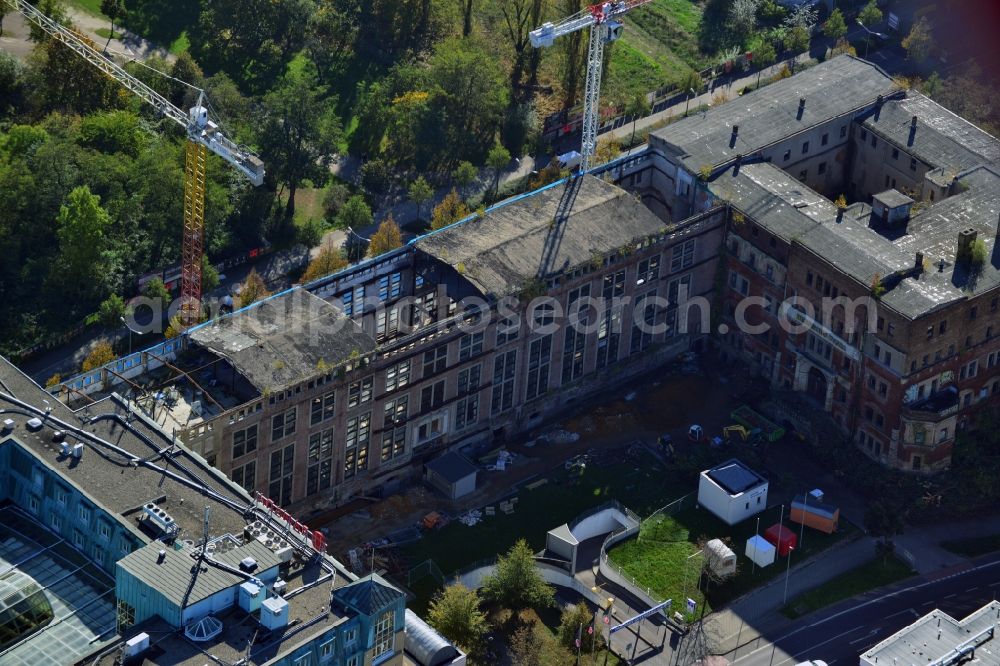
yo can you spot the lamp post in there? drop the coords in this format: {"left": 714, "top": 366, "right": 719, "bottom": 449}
{"left": 684, "top": 88, "right": 695, "bottom": 116}
{"left": 120, "top": 316, "right": 139, "bottom": 356}
{"left": 856, "top": 19, "right": 887, "bottom": 59}
{"left": 783, "top": 544, "right": 795, "bottom": 605}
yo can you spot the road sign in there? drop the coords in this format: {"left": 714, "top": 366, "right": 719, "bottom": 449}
{"left": 609, "top": 600, "right": 672, "bottom": 634}
{"left": 686, "top": 598, "right": 697, "bottom": 614}
{"left": 887, "top": 13, "right": 899, "bottom": 30}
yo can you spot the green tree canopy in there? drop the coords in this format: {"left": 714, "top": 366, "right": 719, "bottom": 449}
{"left": 452, "top": 161, "right": 478, "bottom": 188}
{"left": 558, "top": 603, "right": 601, "bottom": 653}
{"left": 480, "top": 539, "right": 556, "bottom": 611}
{"left": 823, "top": 8, "right": 847, "bottom": 40}
{"left": 55, "top": 186, "right": 112, "bottom": 296}
{"left": 486, "top": 142, "right": 510, "bottom": 198}
{"left": 336, "top": 195, "right": 373, "bottom": 231}
{"left": 258, "top": 62, "right": 342, "bottom": 222}
{"left": 427, "top": 584, "right": 487, "bottom": 656}
{"left": 408, "top": 176, "right": 433, "bottom": 219}
{"left": 858, "top": 0, "right": 882, "bottom": 27}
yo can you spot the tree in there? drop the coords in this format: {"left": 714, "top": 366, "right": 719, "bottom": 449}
{"left": 902, "top": 17, "right": 933, "bottom": 62}
{"left": 480, "top": 539, "right": 556, "bottom": 610}
{"left": 368, "top": 215, "right": 403, "bottom": 257}
{"left": 785, "top": 25, "right": 811, "bottom": 53}
{"left": 100, "top": 0, "right": 126, "bottom": 48}
{"left": 729, "top": 0, "right": 761, "bottom": 43}
{"left": 55, "top": 186, "right": 112, "bottom": 297}
{"left": 509, "top": 624, "right": 543, "bottom": 666}
{"left": 864, "top": 499, "right": 904, "bottom": 547}
{"left": 784, "top": 3, "right": 817, "bottom": 29}
{"left": 408, "top": 176, "right": 433, "bottom": 220}
{"left": 164, "top": 315, "right": 186, "bottom": 339}
{"left": 486, "top": 142, "right": 511, "bottom": 199}
{"left": 452, "top": 161, "right": 478, "bottom": 189}
{"left": 753, "top": 40, "right": 777, "bottom": 86}
{"left": 82, "top": 339, "right": 115, "bottom": 371}
{"left": 336, "top": 195, "right": 373, "bottom": 231}
{"left": 301, "top": 243, "right": 348, "bottom": 283}
{"left": 558, "top": 603, "right": 600, "bottom": 653}
{"left": 823, "top": 8, "right": 847, "bottom": 40}
{"left": 679, "top": 69, "right": 703, "bottom": 96}
{"left": 258, "top": 63, "right": 342, "bottom": 223}
{"left": 201, "top": 255, "right": 220, "bottom": 293}
{"left": 858, "top": 0, "right": 882, "bottom": 27}
{"left": 360, "top": 158, "right": 391, "bottom": 194}
{"left": 237, "top": 269, "right": 270, "bottom": 308}
{"left": 625, "top": 93, "right": 652, "bottom": 150}
{"left": 431, "top": 189, "right": 471, "bottom": 231}
{"left": 427, "top": 584, "right": 487, "bottom": 656}
{"left": 97, "top": 294, "right": 126, "bottom": 327}
{"left": 143, "top": 277, "right": 171, "bottom": 306}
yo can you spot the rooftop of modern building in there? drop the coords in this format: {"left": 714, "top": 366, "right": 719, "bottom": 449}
{"left": 92, "top": 561, "right": 357, "bottom": 666}
{"left": 187, "top": 287, "right": 376, "bottom": 394}
{"left": 1, "top": 357, "right": 252, "bottom": 540}
{"left": 860, "top": 600, "right": 1000, "bottom": 666}
{"left": 703, "top": 459, "right": 767, "bottom": 496}
{"left": 710, "top": 161, "right": 1000, "bottom": 318}
{"left": 117, "top": 539, "right": 284, "bottom": 608}
{"left": 415, "top": 175, "right": 668, "bottom": 299}
{"left": 862, "top": 91, "right": 1000, "bottom": 175}
{"left": 649, "top": 55, "right": 898, "bottom": 170}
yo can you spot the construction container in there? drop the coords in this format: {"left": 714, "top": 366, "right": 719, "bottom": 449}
{"left": 789, "top": 494, "right": 840, "bottom": 534}
{"left": 763, "top": 523, "right": 797, "bottom": 557}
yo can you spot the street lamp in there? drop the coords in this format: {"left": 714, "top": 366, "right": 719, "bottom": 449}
{"left": 684, "top": 88, "right": 695, "bottom": 116}
{"left": 120, "top": 316, "right": 139, "bottom": 356}
{"left": 856, "top": 19, "right": 887, "bottom": 60}
{"left": 782, "top": 544, "right": 795, "bottom": 605}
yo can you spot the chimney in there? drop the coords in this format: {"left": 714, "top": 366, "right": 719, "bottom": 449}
{"left": 734, "top": 153, "right": 743, "bottom": 175}
{"left": 157, "top": 549, "right": 166, "bottom": 563}
{"left": 915, "top": 251, "right": 924, "bottom": 274}
{"left": 797, "top": 97, "right": 806, "bottom": 120}
{"left": 908, "top": 115, "right": 918, "bottom": 146}
{"left": 730, "top": 125, "right": 739, "bottom": 148}
{"left": 957, "top": 228, "right": 977, "bottom": 264}
{"left": 874, "top": 94, "right": 884, "bottom": 121}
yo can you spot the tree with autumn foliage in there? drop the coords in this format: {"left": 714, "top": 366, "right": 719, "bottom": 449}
{"left": 237, "top": 269, "right": 270, "bottom": 308}
{"left": 301, "top": 243, "right": 348, "bottom": 283}
{"left": 431, "top": 188, "right": 471, "bottom": 230}
{"left": 368, "top": 215, "right": 403, "bottom": 257}
{"left": 82, "top": 339, "right": 115, "bottom": 371}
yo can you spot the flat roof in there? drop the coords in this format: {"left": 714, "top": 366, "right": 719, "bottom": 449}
{"left": 425, "top": 451, "right": 478, "bottom": 484}
{"left": 863, "top": 92, "right": 1000, "bottom": 175}
{"left": 873, "top": 189, "right": 915, "bottom": 209}
{"left": 188, "top": 288, "right": 376, "bottom": 393}
{"left": 704, "top": 459, "right": 766, "bottom": 496}
{"left": 415, "top": 175, "right": 667, "bottom": 298}
{"left": 650, "top": 55, "right": 897, "bottom": 169}
{"left": 861, "top": 601, "right": 1000, "bottom": 665}
{"left": 118, "top": 540, "right": 281, "bottom": 608}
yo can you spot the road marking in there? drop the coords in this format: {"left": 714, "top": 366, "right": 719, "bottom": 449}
{"left": 885, "top": 609, "right": 911, "bottom": 619}
{"left": 944, "top": 593, "right": 957, "bottom": 599}
{"left": 966, "top": 586, "right": 979, "bottom": 593}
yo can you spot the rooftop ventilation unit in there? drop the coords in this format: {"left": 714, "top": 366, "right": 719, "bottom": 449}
{"left": 272, "top": 579, "right": 287, "bottom": 596}
{"left": 61, "top": 441, "right": 71, "bottom": 456}
{"left": 143, "top": 503, "right": 177, "bottom": 535}
{"left": 239, "top": 557, "right": 258, "bottom": 573}
{"left": 72, "top": 443, "right": 84, "bottom": 458}
{"left": 239, "top": 581, "right": 265, "bottom": 613}
{"left": 26, "top": 418, "right": 43, "bottom": 431}
{"left": 124, "top": 633, "right": 150, "bottom": 658}
{"left": 2, "top": 419, "right": 14, "bottom": 433}
{"left": 259, "top": 597, "right": 289, "bottom": 631}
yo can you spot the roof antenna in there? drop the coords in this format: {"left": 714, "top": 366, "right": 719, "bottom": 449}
{"left": 203, "top": 505, "right": 211, "bottom": 551}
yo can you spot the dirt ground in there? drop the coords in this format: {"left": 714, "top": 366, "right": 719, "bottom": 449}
{"left": 317, "top": 358, "right": 748, "bottom": 566}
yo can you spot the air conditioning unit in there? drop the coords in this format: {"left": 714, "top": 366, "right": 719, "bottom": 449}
{"left": 2, "top": 418, "right": 14, "bottom": 433}
{"left": 272, "top": 579, "right": 287, "bottom": 596}
{"left": 259, "top": 597, "right": 289, "bottom": 630}
{"left": 72, "top": 443, "right": 84, "bottom": 458}
{"left": 61, "top": 441, "right": 71, "bottom": 456}
{"left": 143, "top": 503, "right": 175, "bottom": 534}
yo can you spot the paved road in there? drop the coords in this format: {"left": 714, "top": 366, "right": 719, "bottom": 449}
{"left": 732, "top": 554, "right": 1000, "bottom": 666}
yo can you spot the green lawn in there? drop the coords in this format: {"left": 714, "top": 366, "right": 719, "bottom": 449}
{"left": 65, "top": 0, "right": 107, "bottom": 18}
{"left": 781, "top": 556, "right": 915, "bottom": 619}
{"left": 401, "top": 451, "right": 693, "bottom": 578}
{"left": 941, "top": 534, "right": 1000, "bottom": 557}
{"left": 608, "top": 502, "right": 857, "bottom": 620}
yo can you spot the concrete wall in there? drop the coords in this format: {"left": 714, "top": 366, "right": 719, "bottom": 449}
{"left": 569, "top": 508, "right": 637, "bottom": 543}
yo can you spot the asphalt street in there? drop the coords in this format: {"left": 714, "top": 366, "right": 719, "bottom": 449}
{"left": 733, "top": 555, "right": 1000, "bottom": 666}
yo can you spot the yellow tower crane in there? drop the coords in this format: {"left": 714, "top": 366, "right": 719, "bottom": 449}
{"left": 3, "top": 0, "right": 265, "bottom": 324}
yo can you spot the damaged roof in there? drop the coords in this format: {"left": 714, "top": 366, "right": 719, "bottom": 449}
{"left": 188, "top": 288, "right": 375, "bottom": 392}
{"left": 415, "top": 175, "right": 667, "bottom": 299}
{"left": 650, "top": 55, "right": 897, "bottom": 170}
